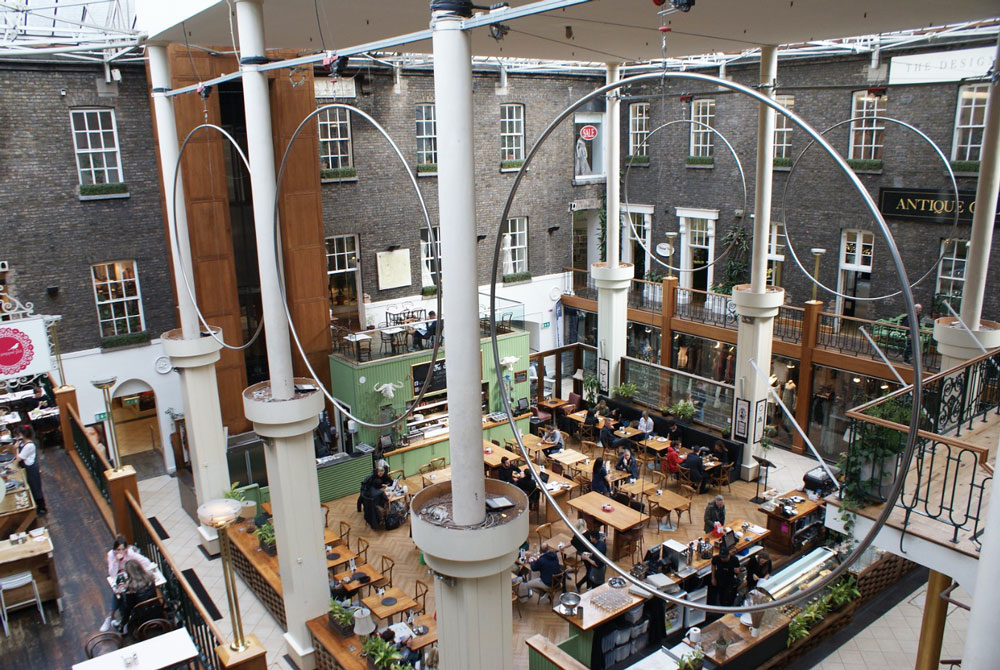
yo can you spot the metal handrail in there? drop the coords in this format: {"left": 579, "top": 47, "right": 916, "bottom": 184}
{"left": 68, "top": 405, "right": 112, "bottom": 505}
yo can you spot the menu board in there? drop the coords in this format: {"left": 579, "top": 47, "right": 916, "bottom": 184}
{"left": 412, "top": 359, "right": 448, "bottom": 397}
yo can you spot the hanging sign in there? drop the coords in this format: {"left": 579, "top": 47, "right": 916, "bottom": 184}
{"left": 0, "top": 317, "right": 51, "bottom": 383}
{"left": 579, "top": 125, "right": 598, "bottom": 141}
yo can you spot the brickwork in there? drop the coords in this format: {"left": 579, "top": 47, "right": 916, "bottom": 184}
{"left": 0, "top": 61, "right": 175, "bottom": 352}
{"left": 619, "top": 37, "right": 998, "bottom": 321}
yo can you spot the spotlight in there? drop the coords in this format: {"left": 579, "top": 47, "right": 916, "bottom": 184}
{"left": 671, "top": 0, "right": 695, "bottom": 11}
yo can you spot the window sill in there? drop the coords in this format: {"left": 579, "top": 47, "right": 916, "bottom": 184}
{"left": 79, "top": 192, "right": 131, "bottom": 202}
{"left": 852, "top": 169, "right": 883, "bottom": 176}
{"left": 417, "top": 172, "right": 438, "bottom": 178}
{"left": 502, "top": 279, "right": 532, "bottom": 287}
{"left": 623, "top": 162, "right": 650, "bottom": 168}
{"left": 572, "top": 176, "right": 606, "bottom": 186}
{"left": 947, "top": 171, "right": 978, "bottom": 179}
{"left": 773, "top": 166, "right": 792, "bottom": 173}
{"left": 321, "top": 177, "right": 359, "bottom": 184}
{"left": 685, "top": 163, "right": 714, "bottom": 170}
{"left": 500, "top": 167, "right": 527, "bottom": 174}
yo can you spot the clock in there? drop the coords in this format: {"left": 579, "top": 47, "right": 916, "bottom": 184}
{"left": 0, "top": 327, "right": 34, "bottom": 376}
{"left": 154, "top": 356, "right": 173, "bottom": 374}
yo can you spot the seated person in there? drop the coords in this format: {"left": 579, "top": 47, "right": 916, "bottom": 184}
{"left": 541, "top": 426, "right": 564, "bottom": 455}
{"left": 515, "top": 467, "right": 539, "bottom": 503}
{"left": 119, "top": 560, "right": 159, "bottom": 633}
{"left": 518, "top": 542, "right": 562, "bottom": 599}
{"left": 615, "top": 447, "right": 640, "bottom": 480}
{"left": 681, "top": 449, "right": 707, "bottom": 493}
{"left": 664, "top": 418, "right": 683, "bottom": 444}
{"left": 661, "top": 443, "right": 681, "bottom": 475}
{"left": 635, "top": 410, "right": 655, "bottom": 441}
{"left": 497, "top": 456, "right": 517, "bottom": 483}
{"left": 591, "top": 457, "right": 611, "bottom": 495}
{"left": 704, "top": 494, "right": 726, "bottom": 533}
{"left": 593, "top": 399, "right": 612, "bottom": 417}
{"left": 379, "top": 628, "right": 422, "bottom": 666}
{"left": 410, "top": 311, "right": 438, "bottom": 351}
{"left": 746, "top": 550, "right": 772, "bottom": 593}
{"left": 103, "top": 535, "right": 155, "bottom": 631}
{"left": 599, "top": 422, "right": 617, "bottom": 449}
{"left": 712, "top": 440, "right": 732, "bottom": 465}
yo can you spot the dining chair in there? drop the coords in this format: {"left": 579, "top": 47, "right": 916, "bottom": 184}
{"left": 538, "top": 570, "right": 566, "bottom": 604}
{"left": 419, "top": 463, "right": 435, "bottom": 476}
{"left": 84, "top": 631, "right": 124, "bottom": 658}
{"left": 414, "top": 579, "right": 429, "bottom": 615}
{"left": 429, "top": 457, "right": 447, "bottom": 471}
{"left": 388, "top": 469, "right": 405, "bottom": 483}
{"left": 357, "top": 338, "right": 372, "bottom": 361}
{"left": 678, "top": 485, "right": 696, "bottom": 524}
{"left": 535, "top": 522, "right": 553, "bottom": 546}
{"left": 356, "top": 536, "right": 370, "bottom": 564}
{"left": 379, "top": 555, "right": 395, "bottom": 589}
{"left": 135, "top": 618, "right": 173, "bottom": 641}
{"left": 711, "top": 467, "right": 733, "bottom": 494}
{"left": 339, "top": 521, "right": 351, "bottom": 549}
{"left": 643, "top": 492, "right": 667, "bottom": 536}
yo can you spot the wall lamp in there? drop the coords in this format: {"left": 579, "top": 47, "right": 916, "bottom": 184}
{"left": 476, "top": 234, "right": 488, "bottom": 242}
{"left": 46, "top": 286, "right": 59, "bottom": 297}
{"left": 547, "top": 226, "right": 561, "bottom": 235}
{"left": 386, "top": 244, "right": 400, "bottom": 252}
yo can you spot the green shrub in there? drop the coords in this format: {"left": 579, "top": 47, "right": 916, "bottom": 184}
{"left": 625, "top": 154, "right": 650, "bottom": 165}
{"left": 668, "top": 400, "right": 696, "bottom": 421}
{"left": 773, "top": 156, "right": 793, "bottom": 168}
{"left": 416, "top": 163, "right": 438, "bottom": 174}
{"left": 686, "top": 155, "right": 714, "bottom": 166}
{"left": 950, "top": 160, "right": 979, "bottom": 173}
{"left": 100, "top": 331, "right": 151, "bottom": 350}
{"left": 421, "top": 285, "right": 438, "bottom": 296}
{"left": 321, "top": 166, "right": 357, "bottom": 180}
{"left": 500, "top": 159, "right": 525, "bottom": 170}
{"left": 328, "top": 599, "right": 356, "bottom": 626}
{"left": 847, "top": 158, "right": 882, "bottom": 172}
{"left": 502, "top": 271, "right": 532, "bottom": 284}
{"left": 80, "top": 182, "right": 128, "bottom": 196}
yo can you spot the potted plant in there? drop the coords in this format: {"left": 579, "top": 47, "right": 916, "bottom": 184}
{"left": 677, "top": 646, "right": 704, "bottom": 670}
{"left": 668, "top": 399, "right": 696, "bottom": 423}
{"left": 255, "top": 520, "right": 276, "bottom": 556}
{"left": 713, "top": 632, "right": 731, "bottom": 658}
{"left": 328, "top": 599, "right": 357, "bottom": 637}
{"left": 583, "top": 374, "right": 600, "bottom": 406}
{"left": 844, "top": 396, "right": 911, "bottom": 501}
{"left": 612, "top": 382, "right": 638, "bottom": 401}
{"left": 361, "top": 634, "right": 401, "bottom": 670}
{"left": 827, "top": 576, "right": 860, "bottom": 609}
{"left": 223, "top": 482, "right": 257, "bottom": 519}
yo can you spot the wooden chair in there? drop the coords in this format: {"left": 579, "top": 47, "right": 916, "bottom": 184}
{"left": 535, "top": 523, "right": 553, "bottom": 547}
{"left": 388, "top": 469, "right": 405, "bottom": 483}
{"left": 85, "top": 631, "right": 124, "bottom": 658}
{"left": 414, "top": 579, "right": 429, "bottom": 615}
{"left": 642, "top": 492, "right": 668, "bottom": 535}
{"left": 379, "top": 555, "right": 395, "bottom": 589}
{"left": 538, "top": 570, "right": 566, "bottom": 604}
{"left": 429, "top": 457, "right": 447, "bottom": 471}
{"left": 578, "top": 423, "right": 597, "bottom": 444}
{"left": 320, "top": 505, "right": 330, "bottom": 530}
{"left": 339, "top": 521, "right": 351, "bottom": 550}
{"left": 711, "top": 467, "right": 733, "bottom": 494}
{"left": 123, "top": 596, "right": 164, "bottom": 635}
{"left": 651, "top": 470, "right": 668, "bottom": 490}
{"left": 356, "top": 536, "right": 370, "bottom": 564}
{"left": 419, "top": 463, "right": 435, "bottom": 476}
{"left": 512, "top": 581, "right": 522, "bottom": 619}
{"left": 356, "top": 337, "right": 372, "bottom": 361}
{"left": 557, "top": 430, "right": 571, "bottom": 447}
{"left": 678, "top": 485, "right": 696, "bottom": 524}
{"left": 573, "top": 473, "right": 592, "bottom": 498}
{"left": 677, "top": 468, "right": 694, "bottom": 490}
{"left": 134, "top": 618, "right": 172, "bottom": 641}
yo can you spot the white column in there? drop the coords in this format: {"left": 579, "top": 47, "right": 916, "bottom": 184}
{"left": 431, "top": 8, "right": 485, "bottom": 527}
{"left": 593, "top": 63, "right": 631, "bottom": 389}
{"left": 148, "top": 45, "right": 230, "bottom": 541}
{"left": 733, "top": 46, "right": 783, "bottom": 480}
{"left": 936, "top": 37, "right": 1000, "bottom": 368}
{"left": 235, "top": 3, "right": 325, "bottom": 666}
{"left": 235, "top": 0, "right": 294, "bottom": 400}
{"left": 962, "top": 429, "right": 1000, "bottom": 669}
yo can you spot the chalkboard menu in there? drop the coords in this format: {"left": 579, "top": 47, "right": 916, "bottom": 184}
{"left": 412, "top": 359, "right": 448, "bottom": 397}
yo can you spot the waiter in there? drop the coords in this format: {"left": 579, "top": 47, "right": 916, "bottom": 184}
{"left": 12, "top": 424, "right": 46, "bottom": 515}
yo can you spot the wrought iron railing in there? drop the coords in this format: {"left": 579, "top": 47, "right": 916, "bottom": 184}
{"left": 126, "top": 491, "right": 226, "bottom": 670}
{"left": 817, "top": 312, "right": 941, "bottom": 371}
{"left": 627, "top": 278, "right": 662, "bottom": 313}
{"left": 774, "top": 304, "right": 805, "bottom": 344}
{"left": 674, "top": 287, "right": 738, "bottom": 330}
{"left": 68, "top": 406, "right": 111, "bottom": 506}
{"left": 620, "top": 356, "right": 735, "bottom": 433}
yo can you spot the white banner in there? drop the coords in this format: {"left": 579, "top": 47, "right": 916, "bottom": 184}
{"left": 0, "top": 317, "right": 52, "bottom": 383}
{"left": 889, "top": 46, "right": 993, "bottom": 85}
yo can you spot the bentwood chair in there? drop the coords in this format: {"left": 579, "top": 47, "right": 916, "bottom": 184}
{"left": 379, "top": 555, "right": 395, "bottom": 589}
{"left": 84, "top": 631, "right": 124, "bottom": 658}
{"left": 538, "top": 570, "right": 566, "bottom": 604}
{"left": 134, "top": 618, "right": 173, "bottom": 641}
{"left": 429, "top": 457, "right": 447, "bottom": 471}
{"left": 339, "top": 521, "right": 352, "bottom": 549}
{"left": 678, "top": 485, "right": 696, "bottom": 524}
{"left": 710, "top": 467, "right": 733, "bottom": 494}
{"left": 414, "top": 579, "right": 429, "bottom": 615}
{"left": 535, "top": 523, "right": 553, "bottom": 547}
{"left": 356, "top": 536, "right": 370, "bottom": 564}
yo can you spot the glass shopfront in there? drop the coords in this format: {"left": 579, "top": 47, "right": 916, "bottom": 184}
{"left": 672, "top": 333, "right": 735, "bottom": 383}
{"left": 564, "top": 307, "right": 660, "bottom": 362}
{"left": 807, "top": 365, "right": 900, "bottom": 462}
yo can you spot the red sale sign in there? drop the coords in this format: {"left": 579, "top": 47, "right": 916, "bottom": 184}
{"left": 579, "top": 125, "right": 598, "bottom": 141}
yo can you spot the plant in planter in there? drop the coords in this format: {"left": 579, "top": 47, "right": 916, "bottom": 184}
{"left": 612, "top": 382, "right": 638, "bottom": 400}
{"left": 840, "top": 395, "right": 911, "bottom": 503}
{"left": 328, "top": 598, "right": 357, "bottom": 637}
{"left": 583, "top": 374, "right": 600, "bottom": 406}
{"left": 223, "top": 482, "right": 257, "bottom": 519}
{"left": 827, "top": 575, "right": 860, "bottom": 609}
{"left": 361, "top": 634, "right": 401, "bottom": 669}
{"left": 668, "top": 399, "right": 696, "bottom": 422}
{"left": 254, "top": 521, "right": 276, "bottom": 556}
{"left": 714, "top": 632, "right": 731, "bottom": 657}
{"left": 711, "top": 224, "right": 751, "bottom": 297}
{"left": 677, "top": 646, "right": 704, "bottom": 670}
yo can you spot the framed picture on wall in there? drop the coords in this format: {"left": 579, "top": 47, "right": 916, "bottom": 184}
{"left": 754, "top": 398, "right": 767, "bottom": 444}
{"left": 733, "top": 398, "right": 750, "bottom": 441}
{"left": 598, "top": 358, "right": 610, "bottom": 395}
{"left": 514, "top": 370, "right": 528, "bottom": 384}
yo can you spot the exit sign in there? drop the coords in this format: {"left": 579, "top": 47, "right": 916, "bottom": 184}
{"left": 95, "top": 412, "right": 108, "bottom": 422}
{"left": 542, "top": 322, "right": 551, "bottom": 328}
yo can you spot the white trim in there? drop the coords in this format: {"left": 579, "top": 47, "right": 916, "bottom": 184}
{"left": 674, "top": 206, "right": 719, "bottom": 220}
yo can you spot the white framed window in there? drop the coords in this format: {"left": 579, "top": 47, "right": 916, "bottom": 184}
{"left": 767, "top": 222, "right": 787, "bottom": 286}
{"left": 675, "top": 207, "right": 719, "bottom": 296}
{"left": 836, "top": 229, "right": 875, "bottom": 319}
{"left": 629, "top": 102, "right": 650, "bottom": 157}
{"left": 841, "top": 229, "right": 874, "bottom": 271}
{"left": 326, "top": 234, "right": 358, "bottom": 273}
{"left": 420, "top": 226, "right": 442, "bottom": 287}
{"left": 500, "top": 103, "right": 525, "bottom": 163}
{"left": 502, "top": 217, "right": 528, "bottom": 275}
{"left": 689, "top": 99, "right": 715, "bottom": 158}
{"left": 71, "top": 109, "right": 123, "bottom": 186}
{"left": 573, "top": 112, "right": 604, "bottom": 181}
{"left": 849, "top": 91, "right": 887, "bottom": 161}
{"left": 326, "top": 234, "right": 363, "bottom": 329}
{"left": 621, "top": 205, "right": 653, "bottom": 279}
{"left": 773, "top": 95, "right": 795, "bottom": 160}
{"left": 318, "top": 107, "right": 353, "bottom": 171}
{"left": 952, "top": 84, "right": 988, "bottom": 163}
{"left": 91, "top": 261, "right": 144, "bottom": 337}
{"left": 936, "top": 239, "right": 968, "bottom": 310}
{"left": 416, "top": 103, "right": 438, "bottom": 166}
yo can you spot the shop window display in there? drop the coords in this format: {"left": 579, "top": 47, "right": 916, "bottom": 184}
{"left": 807, "top": 365, "right": 899, "bottom": 462}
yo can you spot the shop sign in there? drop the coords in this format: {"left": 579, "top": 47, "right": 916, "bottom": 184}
{"left": 889, "top": 46, "right": 993, "bottom": 85}
{"left": 579, "top": 125, "right": 598, "bottom": 141}
{"left": 0, "top": 317, "right": 51, "bottom": 383}
{"left": 878, "top": 187, "right": 999, "bottom": 225}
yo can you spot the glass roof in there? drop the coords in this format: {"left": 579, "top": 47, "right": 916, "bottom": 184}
{"left": 0, "top": 0, "right": 142, "bottom": 61}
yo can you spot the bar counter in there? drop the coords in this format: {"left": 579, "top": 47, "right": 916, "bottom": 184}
{"left": 0, "top": 463, "right": 37, "bottom": 537}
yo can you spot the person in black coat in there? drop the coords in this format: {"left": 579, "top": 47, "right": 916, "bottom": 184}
{"left": 682, "top": 450, "right": 707, "bottom": 493}
{"left": 410, "top": 311, "right": 438, "bottom": 350}
{"left": 746, "top": 551, "right": 773, "bottom": 593}
{"left": 497, "top": 456, "right": 517, "bottom": 483}
{"left": 120, "top": 560, "right": 159, "bottom": 632}
{"left": 711, "top": 545, "right": 741, "bottom": 607}
{"left": 591, "top": 457, "right": 611, "bottom": 495}
{"left": 615, "top": 447, "right": 640, "bottom": 479}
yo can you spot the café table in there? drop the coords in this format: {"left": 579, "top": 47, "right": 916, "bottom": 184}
{"left": 638, "top": 436, "right": 676, "bottom": 456}
{"left": 27, "top": 406, "right": 59, "bottom": 421}
{"left": 567, "top": 491, "right": 648, "bottom": 561}
{"left": 0, "top": 411, "right": 22, "bottom": 427}
{"left": 72, "top": 627, "right": 198, "bottom": 670}
{"left": 538, "top": 398, "right": 569, "bottom": 424}
{"left": 324, "top": 544, "right": 358, "bottom": 572}
{"left": 617, "top": 477, "right": 657, "bottom": 499}
{"left": 332, "top": 563, "right": 384, "bottom": 596}
{"left": 648, "top": 489, "right": 691, "bottom": 531}
{"left": 382, "top": 326, "right": 407, "bottom": 353}
{"left": 572, "top": 460, "right": 630, "bottom": 486}
{"left": 0, "top": 390, "right": 33, "bottom": 405}
{"left": 0, "top": 463, "right": 37, "bottom": 537}
{"left": 344, "top": 332, "right": 372, "bottom": 359}
{"left": 421, "top": 466, "right": 451, "bottom": 488}
{"left": 406, "top": 614, "right": 438, "bottom": 651}
{"left": 613, "top": 425, "right": 643, "bottom": 441}
{"left": 548, "top": 449, "right": 588, "bottom": 470}
{"left": 482, "top": 441, "right": 523, "bottom": 470}
{"left": 362, "top": 586, "right": 419, "bottom": 624}
{"left": 519, "top": 465, "right": 578, "bottom": 523}
{"left": 518, "top": 433, "right": 549, "bottom": 463}
{"left": 565, "top": 410, "right": 615, "bottom": 431}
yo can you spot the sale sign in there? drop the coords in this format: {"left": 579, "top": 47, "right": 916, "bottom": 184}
{"left": 0, "top": 317, "right": 51, "bottom": 383}
{"left": 579, "top": 125, "right": 598, "bottom": 141}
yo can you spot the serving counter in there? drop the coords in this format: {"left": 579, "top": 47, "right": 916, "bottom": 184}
{"left": 0, "top": 527, "right": 60, "bottom": 610}
{"left": 0, "top": 464, "right": 37, "bottom": 537}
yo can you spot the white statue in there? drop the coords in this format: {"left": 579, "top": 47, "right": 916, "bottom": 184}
{"left": 373, "top": 381, "right": 403, "bottom": 399}
{"left": 575, "top": 137, "right": 591, "bottom": 175}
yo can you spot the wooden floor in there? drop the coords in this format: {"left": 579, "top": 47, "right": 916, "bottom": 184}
{"left": 323, "top": 452, "right": 787, "bottom": 669}
{"left": 2, "top": 443, "right": 116, "bottom": 669}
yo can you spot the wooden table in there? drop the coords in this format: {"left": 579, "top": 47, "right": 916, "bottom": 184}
{"left": 72, "top": 627, "right": 199, "bottom": 669}
{"left": 362, "top": 586, "right": 419, "bottom": 623}
{"left": 519, "top": 433, "right": 549, "bottom": 463}
{"left": 521, "top": 466, "right": 578, "bottom": 523}
{"left": 406, "top": 614, "right": 438, "bottom": 651}
{"left": 758, "top": 490, "right": 826, "bottom": 554}
{"left": 421, "top": 466, "right": 451, "bottom": 488}
{"left": 617, "top": 477, "right": 657, "bottom": 499}
{"left": 685, "top": 517, "right": 770, "bottom": 572}
{"left": 573, "top": 460, "right": 630, "bottom": 486}
{"left": 565, "top": 410, "right": 614, "bottom": 431}
{"left": 324, "top": 544, "right": 359, "bottom": 571}
{"left": 539, "top": 398, "right": 570, "bottom": 413}
{"left": 0, "top": 527, "right": 60, "bottom": 610}
{"left": 482, "top": 441, "right": 523, "bottom": 470}
{"left": 0, "top": 411, "right": 22, "bottom": 427}
{"left": 638, "top": 436, "right": 676, "bottom": 455}
{"left": 567, "top": 491, "right": 648, "bottom": 561}
{"left": 0, "top": 464, "right": 37, "bottom": 537}
{"left": 649, "top": 489, "right": 691, "bottom": 531}
{"left": 553, "top": 581, "right": 650, "bottom": 632}
{"left": 332, "top": 563, "right": 384, "bottom": 595}
{"left": 549, "top": 449, "right": 588, "bottom": 470}
{"left": 344, "top": 332, "right": 371, "bottom": 359}
{"left": 682, "top": 611, "right": 791, "bottom": 667}
{"left": 613, "top": 425, "right": 643, "bottom": 440}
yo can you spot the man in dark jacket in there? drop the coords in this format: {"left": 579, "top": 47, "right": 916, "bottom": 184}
{"left": 704, "top": 495, "right": 726, "bottom": 533}
{"left": 521, "top": 542, "right": 562, "bottom": 599}
{"left": 682, "top": 449, "right": 707, "bottom": 493}
{"left": 615, "top": 447, "right": 640, "bottom": 479}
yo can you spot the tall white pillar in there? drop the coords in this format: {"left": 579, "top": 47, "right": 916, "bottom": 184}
{"left": 234, "top": 3, "right": 326, "bottom": 667}
{"left": 409, "top": 8, "right": 528, "bottom": 670}
{"left": 733, "top": 46, "right": 783, "bottom": 480}
{"left": 148, "top": 45, "right": 230, "bottom": 543}
{"left": 935, "top": 36, "right": 1000, "bottom": 368}
{"left": 593, "top": 63, "right": 631, "bottom": 389}
{"left": 430, "top": 7, "right": 485, "bottom": 527}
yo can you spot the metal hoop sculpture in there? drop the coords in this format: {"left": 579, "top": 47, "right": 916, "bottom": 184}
{"left": 170, "top": 124, "right": 266, "bottom": 351}
{"left": 489, "top": 70, "right": 923, "bottom": 615}
{"left": 780, "top": 115, "right": 963, "bottom": 302}
{"left": 622, "top": 118, "right": 748, "bottom": 275}
{"left": 269, "top": 103, "right": 443, "bottom": 431}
